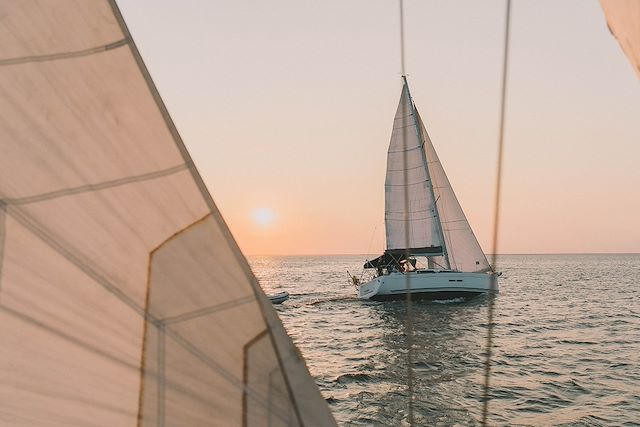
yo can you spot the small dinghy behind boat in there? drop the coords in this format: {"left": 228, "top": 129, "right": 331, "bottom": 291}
{"left": 269, "top": 291, "right": 290, "bottom": 304}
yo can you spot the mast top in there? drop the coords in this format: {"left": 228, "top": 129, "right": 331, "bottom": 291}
{"left": 401, "top": 75, "right": 414, "bottom": 109}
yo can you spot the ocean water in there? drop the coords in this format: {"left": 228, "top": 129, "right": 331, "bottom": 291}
{"left": 249, "top": 254, "right": 640, "bottom": 426}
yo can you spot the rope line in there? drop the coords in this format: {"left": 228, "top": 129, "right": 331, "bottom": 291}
{"left": 399, "top": 0, "right": 406, "bottom": 77}
{"left": 398, "top": 1, "right": 415, "bottom": 425}
{"left": 481, "top": 0, "right": 511, "bottom": 424}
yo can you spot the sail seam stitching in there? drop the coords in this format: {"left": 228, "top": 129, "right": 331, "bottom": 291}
{"left": 392, "top": 123, "right": 416, "bottom": 130}
{"left": 0, "top": 203, "right": 5, "bottom": 298}
{"left": 387, "top": 208, "right": 435, "bottom": 214}
{"left": 242, "top": 329, "right": 270, "bottom": 427}
{"left": 387, "top": 164, "right": 425, "bottom": 172}
{"left": 388, "top": 145, "right": 421, "bottom": 153}
{"left": 5, "top": 163, "right": 188, "bottom": 205}
{"left": 386, "top": 217, "right": 437, "bottom": 222}
{"left": 161, "top": 296, "right": 255, "bottom": 325}
{"left": 0, "top": 38, "right": 129, "bottom": 66}
{"left": 386, "top": 180, "right": 430, "bottom": 187}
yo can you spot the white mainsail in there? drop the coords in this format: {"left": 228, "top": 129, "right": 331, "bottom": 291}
{"left": 0, "top": 1, "right": 336, "bottom": 426}
{"left": 385, "top": 80, "right": 443, "bottom": 254}
{"left": 418, "top": 112, "right": 492, "bottom": 273}
{"left": 600, "top": 0, "right": 640, "bottom": 79}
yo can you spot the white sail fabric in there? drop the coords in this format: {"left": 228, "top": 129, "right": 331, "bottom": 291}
{"left": 601, "top": 0, "right": 640, "bottom": 79}
{"left": 417, "top": 111, "right": 491, "bottom": 273}
{"left": 0, "top": 1, "right": 336, "bottom": 426}
{"left": 385, "top": 83, "right": 443, "bottom": 253}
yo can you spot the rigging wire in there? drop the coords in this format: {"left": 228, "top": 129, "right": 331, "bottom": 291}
{"left": 398, "top": 0, "right": 415, "bottom": 425}
{"left": 399, "top": 0, "right": 406, "bottom": 77}
{"left": 481, "top": 0, "right": 511, "bottom": 424}
{"left": 397, "top": 0, "right": 510, "bottom": 423}
{"left": 360, "top": 224, "right": 381, "bottom": 281}
{"left": 364, "top": 224, "right": 380, "bottom": 259}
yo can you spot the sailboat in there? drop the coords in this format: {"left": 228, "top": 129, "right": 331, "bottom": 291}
{"left": 357, "top": 76, "right": 499, "bottom": 301}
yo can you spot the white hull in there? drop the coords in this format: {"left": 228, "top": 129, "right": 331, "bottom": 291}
{"left": 358, "top": 270, "right": 498, "bottom": 301}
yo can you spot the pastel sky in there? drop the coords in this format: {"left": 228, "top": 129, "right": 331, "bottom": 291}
{"left": 118, "top": 0, "right": 640, "bottom": 256}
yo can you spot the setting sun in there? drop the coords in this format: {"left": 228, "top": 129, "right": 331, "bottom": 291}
{"left": 252, "top": 207, "right": 276, "bottom": 228}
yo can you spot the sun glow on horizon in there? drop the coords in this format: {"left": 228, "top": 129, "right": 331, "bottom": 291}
{"left": 252, "top": 207, "right": 277, "bottom": 228}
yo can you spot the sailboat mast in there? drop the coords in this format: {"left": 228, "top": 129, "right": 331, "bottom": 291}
{"left": 401, "top": 76, "right": 451, "bottom": 269}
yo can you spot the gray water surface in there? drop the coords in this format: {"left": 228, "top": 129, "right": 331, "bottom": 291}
{"left": 250, "top": 254, "right": 640, "bottom": 426}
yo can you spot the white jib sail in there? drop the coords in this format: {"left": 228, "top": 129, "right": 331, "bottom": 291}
{"left": 0, "top": 1, "right": 336, "bottom": 426}
{"left": 600, "top": 0, "right": 640, "bottom": 79}
{"left": 385, "top": 81, "right": 443, "bottom": 253}
{"left": 417, "top": 111, "right": 492, "bottom": 273}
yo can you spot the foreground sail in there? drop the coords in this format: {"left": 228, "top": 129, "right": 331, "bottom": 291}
{"left": 0, "top": 1, "right": 335, "bottom": 426}
{"left": 358, "top": 77, "right": 498, "bottom": 301}
{"left": 600, "top": 0, "right": 640, "bottom": 79}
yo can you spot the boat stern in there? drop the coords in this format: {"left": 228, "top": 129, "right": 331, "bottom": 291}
{"left": 357, "top": 278, "right": 382, "bottom": 300}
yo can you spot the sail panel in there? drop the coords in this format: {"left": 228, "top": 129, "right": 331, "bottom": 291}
{"left": 0, "top": 46, "right": 184, "bottom": 200}
{"left": 0, "top": 1, "right": 336, "bottom": 426}
{"left": 600, "top": 0, "right": 640, "bottom": 78}
{"left": 0, "top": 1, "right": 122, "bottom": 60}
{"left": 417, "top": 111, "right": 491, "bottom": 273}
{"left": 385, "top": 84, "right": 443, "bottom": 252}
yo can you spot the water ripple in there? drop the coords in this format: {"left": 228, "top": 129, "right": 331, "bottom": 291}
{"left": 251, "top": 254, "right": 640, "bottom": 426}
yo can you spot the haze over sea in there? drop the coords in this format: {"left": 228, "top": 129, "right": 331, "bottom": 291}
{"left": 250, "top": 254, "right": 640, "bottom": 426}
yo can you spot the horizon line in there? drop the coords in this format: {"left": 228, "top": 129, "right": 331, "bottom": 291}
{"left": 245, "top": 252, "right": 640, "bottom": 257}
